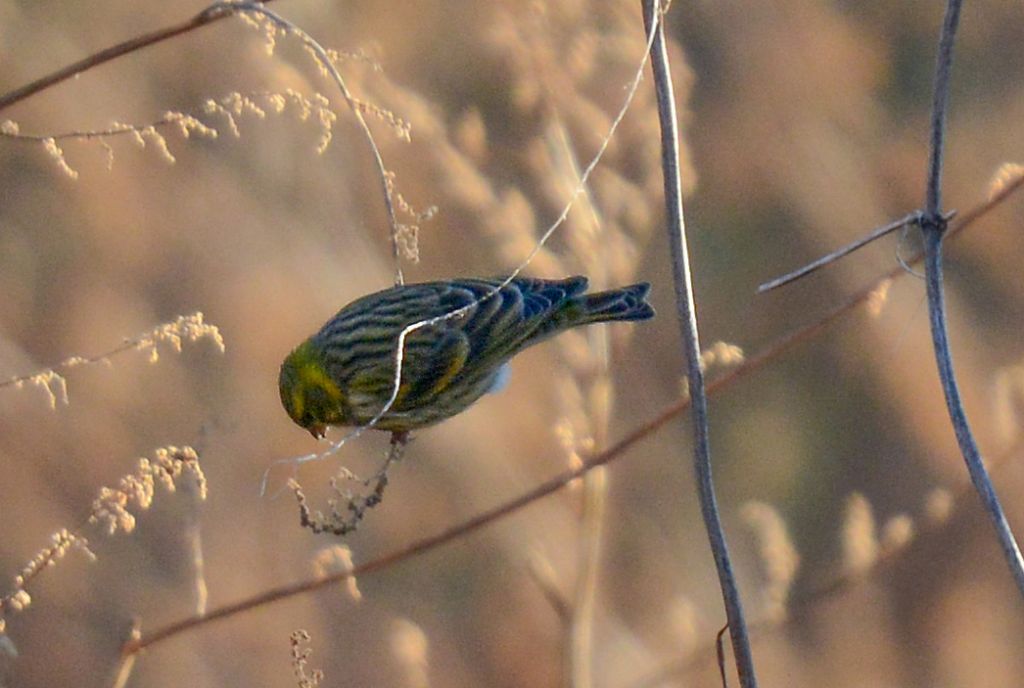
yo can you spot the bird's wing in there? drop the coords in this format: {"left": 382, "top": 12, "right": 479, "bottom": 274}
{"left": 343, "top": 278, "right": 586, "bottom": 411}
{"left": 396, "top": 280, "right": 532, "bottom": 408}
{"left": 399, "top": 328, "right": 472, "bottom": 407}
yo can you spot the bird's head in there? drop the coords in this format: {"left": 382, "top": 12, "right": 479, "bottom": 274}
{"left": 279, "top": 340, "right": 347, "bottom": 439}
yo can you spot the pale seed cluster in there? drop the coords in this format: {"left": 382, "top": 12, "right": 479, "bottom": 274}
{"left": 90, "top": 446, "right": 207, "bottom": 536}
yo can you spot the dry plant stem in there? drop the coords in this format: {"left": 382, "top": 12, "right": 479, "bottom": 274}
{"left": 919, "top": 0, "right": 1024, "bottom": 597}
{"left": 119, "top": 182, "right": 1023, "bottom": 658}
{"left": 0, "top": 312, "right": 220, "bottom": 395}
{"left": 568, "top": 468, "right": 606, "bottom": 688}
{"left": 108, "top": 620, "right": 141, "bottom": 688}
{"left": 925, "top": 0, "right": 961, "bottom": 218}
{"left": 186, "top": 486, "right": 209, "bottom": 616}
{"left": 295, "top": 432, "right": 406, "bottom": 535}
{"left": 0, "top": 2, "right": 276, "bottom": 113}
{"left": 224, "top": 2, "right": 405, "bottom": 286}
{"left": 924, "top": 231, "right": 1024, "bottom": 595}
{"left": 641, "top": 1, "right": 757, "bottom": 686}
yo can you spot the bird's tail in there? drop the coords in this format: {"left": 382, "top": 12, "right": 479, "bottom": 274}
{"left": 573, "top": 282, "right": 655, "bottom": 325}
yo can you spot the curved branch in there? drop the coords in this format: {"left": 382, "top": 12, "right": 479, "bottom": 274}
{"left": 918, "top": 0, "right": 1024, "bottom": 597}
{"left": 0, "top": 3, "right": 276, "bottom": 113}
{"left": 641, "top": 1, "right": 757, "bottom": 685}
{"left": 922, "top": 230, "right": 1024, "bottom": 595}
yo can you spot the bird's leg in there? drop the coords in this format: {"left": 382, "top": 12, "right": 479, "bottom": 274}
{"left": 364, "top": 430, "right": 409, "bottom": 485}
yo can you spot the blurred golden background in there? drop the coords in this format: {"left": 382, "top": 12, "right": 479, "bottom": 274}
{"left": 1, "top": 1, "right": 1024, "bottom": 686}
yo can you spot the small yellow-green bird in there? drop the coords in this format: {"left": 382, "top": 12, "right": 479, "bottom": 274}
{"left": 279, "top": 276, "right": 654, "bottom": 437}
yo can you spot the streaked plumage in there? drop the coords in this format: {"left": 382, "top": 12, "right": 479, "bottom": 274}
{"left": 279, "top": 276, "right": 654, "bottom": 436}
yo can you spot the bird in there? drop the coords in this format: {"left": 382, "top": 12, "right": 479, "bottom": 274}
{"left": 279, "top": 276, "right": 654, "bottom": 438}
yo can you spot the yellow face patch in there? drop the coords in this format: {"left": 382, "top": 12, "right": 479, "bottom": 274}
{"left": 294, "top": 361, "right": 343, "bottom": 415}
{"left": 280, "top": 341, "right": 345, "bottom": 429}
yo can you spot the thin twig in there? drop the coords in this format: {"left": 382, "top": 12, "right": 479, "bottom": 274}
{"left": 924, "top": 0, "right": 961, "bottom": 218}
{"left": 0, "top": 3, "right": 275, "bottom": 113}
{"left": 185, "top": 484, "right": 209, "bottom": 617}
{"left": 715, "top": 624, "right": 729, "bottom": 688}
{"left": 757, "top": 212, "right": 923, "bottom": 293}
{"left": 918, "top": 0, "right": 1024, "bottom": 598}
{"left": 759, "top": 147, "right": 1022, "bottom": 295}
{"left": 0, "top": 312, "right": 223, "bottom": 412}
{"left": 641, "top": 1, "right": 757, "bottom": 686}
{"left": 108, "top": 619, "right": 142, "bottom": 688}
{"left": 568, "top": 467, "right": 606, "bottom": 688}
{"left": 292, "top": 432, "right": 406, "bottom": 536}
{"left": 757, "top": 209, "right": 950, "bottom": 293}
{"left": 224, "top": 2, "right": 406, "bottom": 286}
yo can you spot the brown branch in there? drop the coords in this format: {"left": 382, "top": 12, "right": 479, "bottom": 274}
{"left": 0, "top": 3, "right": 276, "bottom": 113}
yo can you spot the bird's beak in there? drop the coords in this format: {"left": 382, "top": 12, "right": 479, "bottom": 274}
{"left": 309, "top": 424, "right": 327, "bottom": 440}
